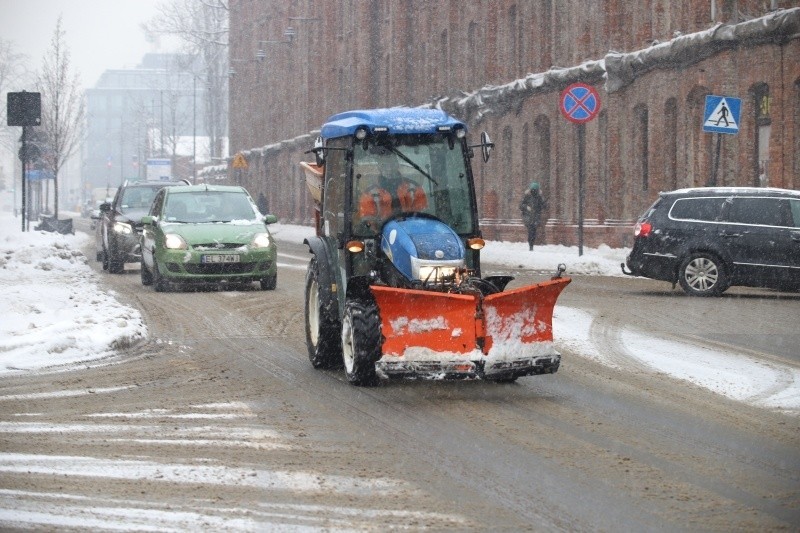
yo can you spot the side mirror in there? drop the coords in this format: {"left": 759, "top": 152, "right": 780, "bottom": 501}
{"left": 141, "top": 215, "right": 155, "bottom": 225}
{"left": 99, "top": 202, "right": 111, "bottom": 213}
{"left": 263, "top": 214, "right": 278, "bottom": 225}
{"left": 480, "top": 131, "right": 493, "bottom": 163}
{"left": 313, "top": 136, "right": 325, "bottom": 166}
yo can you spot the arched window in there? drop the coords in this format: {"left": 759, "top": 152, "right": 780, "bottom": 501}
{"left": 794, "top": 79, "right": 800, "bottom": 188}
{"left": 686, "top": 86, "right": 712, "bottom": 187}
{"left": 664, "top": 98, "right": 678, "bottom": 191}
{"left": 634, "top": 104, "right": 649, "bottom": 191}
{"left": 502, "top": 125, "right": 513, "bottom": 218}
{"left": 533, "top": 115, "right": 552, "bottom": 218}
{"left": 752, "top": 83, "right": 771, "bottom": 187}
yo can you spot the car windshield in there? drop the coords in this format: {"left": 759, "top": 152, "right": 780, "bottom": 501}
{"left": 120, "top": 186, "right": 161, "bottom": 212}
{"left": 163, "top": 191, "right": 258, "bottom": 223}
{"left": 350, "top": 134, "right": 475, "bottom": 236}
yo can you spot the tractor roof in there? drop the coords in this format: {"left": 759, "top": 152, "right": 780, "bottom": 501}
{"left": 320, "top": 107, "right": 466, "bottom": 140}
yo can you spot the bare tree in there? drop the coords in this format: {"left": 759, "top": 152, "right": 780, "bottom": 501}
{"left": 143, "top": 0, "right": 229, "bottom": 160}
{"left": 0, "top": 38, "right": 30, "bottom": 156}
{"left": 37, "top": 15, "right": 85, "bottom": 219}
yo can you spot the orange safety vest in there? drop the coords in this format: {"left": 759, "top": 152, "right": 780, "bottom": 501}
{"left": 358, "top": 187, "right": 393, "bottom": 219}
{"left": 397, "top": 181, "right": 428, "bottom": 212}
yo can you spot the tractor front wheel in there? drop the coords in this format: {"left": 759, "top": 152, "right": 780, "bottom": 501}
{"left": 341, "top": 299, "right": 381, "bottom": 387}
{"left": 304, "top": 259, "right": 342, "bottom": 369}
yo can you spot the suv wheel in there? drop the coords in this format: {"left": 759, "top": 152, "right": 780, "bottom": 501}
{"left": 678, "top": 253, "right": 729, "bottom": 297}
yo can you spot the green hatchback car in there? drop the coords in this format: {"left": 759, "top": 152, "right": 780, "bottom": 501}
{"left": 140, "top": 185, "right": 278, "bottom": 291}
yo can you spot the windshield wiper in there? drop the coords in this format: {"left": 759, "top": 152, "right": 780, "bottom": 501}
{"left": 382, "top": 144, "right": 437, "bottom": 185}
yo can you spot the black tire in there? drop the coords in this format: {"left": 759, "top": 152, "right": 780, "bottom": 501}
{"left": 678, "top": 253, "right": 729, "bottom": 296}
{"left": 101, "top": 247, "right": 109, "bottom": 271}
{"left": 260, "top": 273, "right": 277, "bottom": 290}
{"left": 487, "top": 374, "right": 518, "bottom": 383}
{"left": 108, "top": 259, "right": 124, "bottom": 274}
{"left": 140, "top": 258, "right": 153, "bottom": 286}
{"left": 95, "top": 249, "right": 103, "bottom": 262}
{"left": 153, "top": 261, "right": 169, "bottom": 292}
{"left": 341, "top": 299, "right": 381, "bottom": 387}
{"left": 304, "top": 259, "right": 342, "bottom": 369}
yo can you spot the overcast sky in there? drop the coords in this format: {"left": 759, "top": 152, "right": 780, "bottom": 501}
{"left": 1, "top": 0, "right": 177, "bottom": 90}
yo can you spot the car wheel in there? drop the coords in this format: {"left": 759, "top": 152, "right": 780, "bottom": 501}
{"left": 304, "top": 258, "right": 342, "bottom": 369}
{"left": 678, "top": 253, "right": 729, "bottom": 296}
{"left": 95, "top": 250, "right": 103, "bottom": 262}
{"left": 260, "top": 273, "right": 277, "bottom": 290}
{"left": 153, "top": 261, "right": 169, "bottom": 292}
{"left": 140, "top": 258, "right": 153, "bottom": 286}
{"left": 108, "top": 260, "right": 124, "bottom": 274}
{"left": 341, "top": 299, "right": 381, "bottom": 387}
{"left": 101, "top": 247, "right": 109, "bottom": 271}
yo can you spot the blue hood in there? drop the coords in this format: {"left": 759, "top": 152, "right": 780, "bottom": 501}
{"left": 381, "top": 217, "right": 465, "bottom": 281}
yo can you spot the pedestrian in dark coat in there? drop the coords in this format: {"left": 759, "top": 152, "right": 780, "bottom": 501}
{"left": 257, "top": 192, "right": 269, "bottom": 215}
{"left": 519, "top": 182, "right": 546, "bottom": 251}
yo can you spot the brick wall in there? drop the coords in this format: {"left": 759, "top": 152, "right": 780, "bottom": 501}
{"left": 223, "top": 1, "right": 800, "bottom": 248}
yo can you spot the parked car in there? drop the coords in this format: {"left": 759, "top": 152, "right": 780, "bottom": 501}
{"left": 94, "top": 180, "right": 189, "bottom": 273}
{"left": 139, "top": 184, "right": 278, "bottom": 291}
{"left": 622, "top": 187, "right": 800, "bottom": 296}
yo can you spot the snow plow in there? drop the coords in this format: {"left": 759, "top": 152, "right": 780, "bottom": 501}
{"left": 302, "top": 108, "right": 570, "bottom": 385}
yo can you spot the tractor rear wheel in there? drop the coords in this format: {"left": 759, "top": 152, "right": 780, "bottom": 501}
{"left": 341, "top": 299, "right": 381, "bottom": 387}
{"left": 304, "top": 259, "right": 342, "bottom": 369}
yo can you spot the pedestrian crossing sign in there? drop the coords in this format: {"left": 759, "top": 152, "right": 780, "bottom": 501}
{"left": 703, "top": 95, "right": 741, "bottom": 134}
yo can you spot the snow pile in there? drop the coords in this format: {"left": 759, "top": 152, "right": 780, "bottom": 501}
{"left": 0, "top": 215, "right": 146, "bottom": 375}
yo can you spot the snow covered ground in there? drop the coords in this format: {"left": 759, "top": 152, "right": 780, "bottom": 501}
{"left": 1, "top": 212, "right": 797, "bottom": 414}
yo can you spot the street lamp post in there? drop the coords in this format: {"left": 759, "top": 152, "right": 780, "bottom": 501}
{"left": 192, "top": 74, "right": 197, "bottom": 183}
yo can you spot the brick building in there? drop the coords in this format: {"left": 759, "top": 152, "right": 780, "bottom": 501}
{"left": 221, "top": 1, "right": 800, "bottom": 247}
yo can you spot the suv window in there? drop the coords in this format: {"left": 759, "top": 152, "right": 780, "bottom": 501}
{"left": 727, "top": 198, "right": 800, "bottom": 228}
{"left": 791, "top": 199, "right": 800, "bottom": 228}
{"left": 727, "top": 197, "right": 790, "bottom": 227}
{"left": 668, "top": 197, "right": 725, "bottom": 222}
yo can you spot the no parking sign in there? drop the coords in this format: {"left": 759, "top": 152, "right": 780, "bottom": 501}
{"left": 560, "top": 83, "right": 601, "bottom": 124}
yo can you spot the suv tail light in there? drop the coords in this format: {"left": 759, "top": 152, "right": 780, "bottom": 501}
{"left": 634, "top": 221, "right": 652, "bottom": 238}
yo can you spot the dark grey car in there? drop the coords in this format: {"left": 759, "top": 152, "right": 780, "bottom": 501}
{"left": 95, "top": 180, "right": 189, "bottom": 273}
{"left": 622, "top": 187, "right": 800, "bottom": 296}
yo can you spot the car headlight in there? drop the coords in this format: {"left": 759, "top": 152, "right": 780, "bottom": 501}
{"left": 164, "top": 233, "right": 188, "bottom": 250}
{"left": 251, "top": 232, "right": 271, "bottom": 248}
{"left": 113, "top": 221, "right": 133, "bottom": 234}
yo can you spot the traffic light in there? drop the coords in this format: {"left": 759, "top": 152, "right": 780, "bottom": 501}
{"left": 7, "top": 91, "right": 41, "bottom": 127}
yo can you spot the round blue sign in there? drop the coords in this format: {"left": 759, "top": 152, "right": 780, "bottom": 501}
{"left": 560, "top": 83, "right": 601, "bottom": 124}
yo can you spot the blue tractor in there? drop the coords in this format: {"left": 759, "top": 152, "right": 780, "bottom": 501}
{"left": 302, "top": 108, "right": 570, "bottom": 386}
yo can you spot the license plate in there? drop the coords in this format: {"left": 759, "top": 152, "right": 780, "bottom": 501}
{"left": 201, "top": 254, "right": 241, "bottom": 263}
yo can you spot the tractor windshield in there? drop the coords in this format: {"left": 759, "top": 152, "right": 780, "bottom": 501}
{"left": 351, "top": 134, "right": 475, "bottom": 236}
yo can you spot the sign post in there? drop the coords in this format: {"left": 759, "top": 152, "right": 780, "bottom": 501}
{"left": 560, "top": 83, "right": 601, "bottom": 256}
{"left": 702, "top": 95, "right": 741, "bottom": 186}
{"left": 7, "top": 91, "right": 41, "bottom": 232}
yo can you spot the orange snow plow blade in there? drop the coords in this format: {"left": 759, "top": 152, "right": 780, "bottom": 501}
{"left": 482, "top": 277, "right": 571, "bottom": 354}
{"left": 370, "top": 286, "right": 480, "bottom": 356}
{"left": 370, "top": 276, "right": 571, "bottom": 358}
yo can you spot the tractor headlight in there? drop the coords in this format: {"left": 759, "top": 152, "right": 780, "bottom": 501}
{"left": 164, "top": 233, "right": 187, "bottom": 250}
{"left": 411, "top": 258, "right": 464, "bottom": 282}
{"left": 113, "top": 221, "right": 133, "bottom": 235}
{"left": 251, "top": 232, "right": 272, "bottom": 248}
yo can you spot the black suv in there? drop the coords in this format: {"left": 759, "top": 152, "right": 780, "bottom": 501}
{"left": 622, "top": 187, "right": 800, "bottom": 296}
{"left": 95, "top": 180, "right": 189, "bottom": 273}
